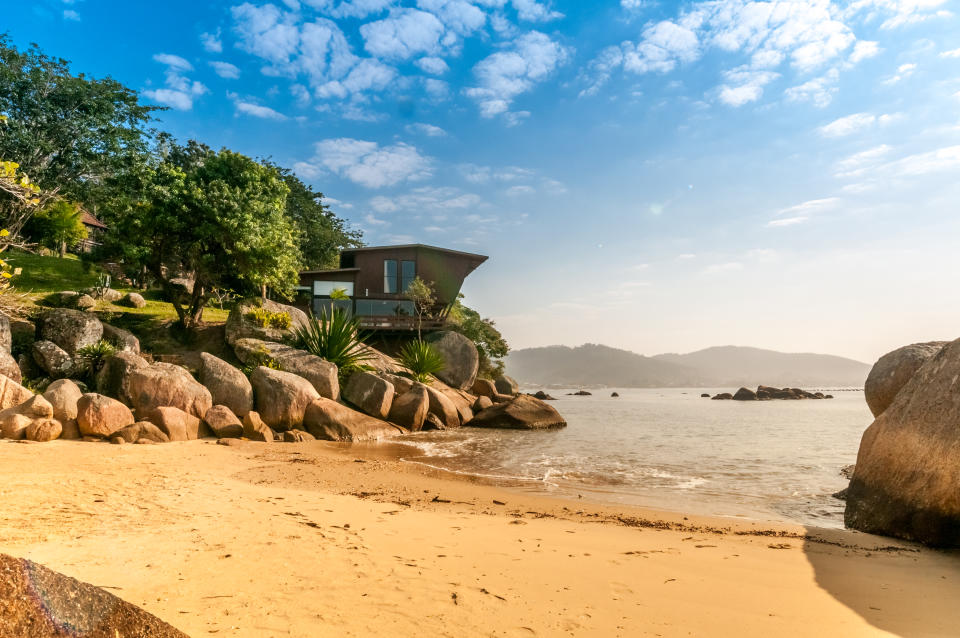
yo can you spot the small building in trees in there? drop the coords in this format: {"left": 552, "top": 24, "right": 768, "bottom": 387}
{"left": 297, "top": 244, "right": 488, "bottom": 331}
{"left": 78, "top": 210, "right": 108, "bottom": 253}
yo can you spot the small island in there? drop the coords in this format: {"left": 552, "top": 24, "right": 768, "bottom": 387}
{"left": 710, "top": 386, "right": 835, "bottom": 401}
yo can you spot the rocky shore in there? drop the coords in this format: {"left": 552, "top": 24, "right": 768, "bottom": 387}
{"left": 709, "top": 386, "right": 834, "bottom": 401}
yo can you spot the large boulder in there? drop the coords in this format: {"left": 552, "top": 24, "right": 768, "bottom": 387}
{"left": 425, "top": 331, "right": 479, "bottom": 390}
{"left": 38, "top": 308, "right": 103, "bottom": 355}
{"left": 204, "top": 405, "right": 243, "bottom": 439}
{"left": 225, "top": 298, "right": 309, "bottom": 346}
{"left": 424, "top": 384, "right": 460, "bottom": 429}
{"left": 32, "top": 340, "right": 73, "bottom": 379}
{"left": 0, "top": 553, "right": 189, "bottom": 637}
{"left": 471, "top": 378, "right": 498, "bottom": 399}
{"left": 468, "top": 394, "right": 567, "bottom": 430}
{"left": 303, "top": 397, "right": 404, "bottom": 442}
{"left": 0, "top": 376, "right": 33, "bottom": 411}
{"left": 282, "top": 429, "right": 315, "bottom": 443}
{"left": 233, "top": 339, "right": 339, "bottom": 400}
{"left": 127, "top": 363, "right": 213, "bottom": 420}
{"left": 43, "top": 379, "right": 83, "bottom": 440}
{"left": 76, "top": 393, "right": 134, "bottom": 438}
{"left": 242, "top": 411, "right": 275, "bottom": 442}
{"left": 112, "top": 421, "right": 170, "bottom": 444}
{"left": 732, "top": 387, "right": 757, "bottom": 401}
{"left": 343, "top": 371, "right": 394, "bottom": 419}
{"left": 199, "top": 353, "right": 254, "bottom": 417}
{"left": 122, "top": 292, "right": 147, "bottom": 308}
{"left": 26, "top": 418, "right": 62, "bottom": 442}
{"left": 0, "top": 350, "right": 20, "bottom": 383}
{"left": 864, "top": 342, "right": 948, "bottom": 417}
{"left": 381, "top": 372, "right": 414, "bottom": 396}
{"left": 95, "top": 352, "right": 148, "bottom": 405}
{"left": 101, "top": 323, "right": 140, "bottom": 354}
{"left": 845, "top": 338, "right": 960, "bottom": 546}
{"left": 494, "top": 374, "right": 519, "bottom": 396}
{"left": 388, "top": 384, "right": 429, "bottom": 432}
{"left": 0, "top": 395, "right": 55, "bottom": 440}
{"left": 149, "top": 406, "right": 204, "bottom": 441}
{"left": 250, "top": 366, "right": 319, "bottom": 431}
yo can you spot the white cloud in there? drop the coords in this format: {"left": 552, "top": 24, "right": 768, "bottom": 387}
{"left": 716, "top": 67, "right": 778, "bottom": 106}
{"left": 145, "top": 54, "right": 207, "bottom": 110}
{"left": 415, "top": 56, "right": 449, "bottom": 75}
{"left": 769, "top": 197, "right": 840, "bottom": 227}
{"left": 511, "top": 0, "right": 563, "bottom": 22}
{"left": 302, "top": 0, "right": 396, "bottom": 19}
{"left": 235, "top": 100, "right": 287, "bottom": 120}
{"left": 153, "top": 53, "right": 193, "bottom": 71}
{"left": 767, "top": 216, "right": 808, "bottom": 227}
{"left": 941, "top": 47, "right": 960, "bottom": 58}
{"left": 142, "top": 88, "right": 196, "bottom": 111}
{"left": 417, "top": 0, "right": 487, "bottom": 34}
{"left": 506, "top": 184, "right": 536, "bottom": 196}
{"left": 63, "top": 9, "right": 80, "bottom": 21}
{"left": 465, "top": 31, "right": 571, "bottom": 120}
{"left": 232, "top": 3, "right": 301, "bottom": 64}
{"left": 621, "top": 0, "right": 645, "bottom": 9}
{"left": 360, "top": 8, "right": 446, "bottom": 60}
{"left": 887, "top": 145, "right": 960, "bottom": 177}
{"left": 784, "top": 68, "right": 839, "bottom": 107}
{"left": 882, "top": 62, "right": 916, "bottom": 85}
{"left": 405, "top": 122, "right": 447, "bottom": 136}
{"left": 623, "top": 19, "right": 700, "bottom": 74}
{"left": 291, "top": 83, "right": 311, "bottom": 105}
{"left": 201, "top": 30, "right": 223, "bottom": 53}
{"left": 371, "top": 186, "right": 483, "bottom": 213}
{"left": 818, "top": 112, "right": 877, "bottom": 137}
{"left": 210, "top": 61, "right": 241, "bottom": 79}
{"left": 834, "top": 144, "right": 892, "bottom": 177}
{"left": 849, "top": 40, "right": 880, "bottom": 63}
{"left": 846, "top": 0, "right": 952, "bottom": 30}
{"left": 299, "top": 138, "right": 432, "bottom": 188}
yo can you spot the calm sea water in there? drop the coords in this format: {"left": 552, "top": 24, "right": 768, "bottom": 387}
{"left": 399, "top": 388, "right": 872, "bottom": 529}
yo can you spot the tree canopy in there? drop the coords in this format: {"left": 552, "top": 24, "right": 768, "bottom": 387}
{"left": 448, "top": 297, "right": 509, "bottom": 378}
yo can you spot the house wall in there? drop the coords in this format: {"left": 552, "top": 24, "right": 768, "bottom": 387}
{"left": 345, "top": 247, "right": 481, "bottom": 306}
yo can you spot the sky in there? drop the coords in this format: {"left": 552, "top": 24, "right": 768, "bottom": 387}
{"left": 6, "top": 0, "right": 960, "bottom": 363}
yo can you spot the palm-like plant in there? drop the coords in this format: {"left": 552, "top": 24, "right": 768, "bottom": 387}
{"left": 293, "top": 309, "right": 373, "bottom": 373}
{"left": 398, "top": 339, "right": 445, "bottom": 383}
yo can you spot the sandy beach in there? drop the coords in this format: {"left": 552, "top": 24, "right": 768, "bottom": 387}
{"left": 0, "top": 438, "right": 957, "bottom": 638}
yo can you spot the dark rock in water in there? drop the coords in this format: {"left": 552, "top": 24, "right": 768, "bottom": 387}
{"left": 700, "top": 393, "right": 711, "bottom": 398}
{"left": 825, "top": 395, "right": 834, "bottom": 399}
{"left": 864, "top": 341, "right": 948, "bottom": 417}
{"left": 0, "top": 553, "right": 188, "bottom": 637}
{"left": 610, "top": 392, "right": 620, "bottom": 397}
{"left": 732, "top": 387, "right": 757, "bottom": 401}
{"left": 845, "top": 338, "right": 960, "bottom": 546}
{"left": 840, "top": 464, "right": 855, "bottom": 479}
{"left": 832, "top": 488, "right": 848, "bottom": 501}
{"left": 468, "top": 394, "right": 566, "bottom": 430}
{"left": 569, "top": 390, "right": 592, "bottom": 396}
{"left": 711, "top": 393, "right": 734, "bottom": 400}
{"left": 532, "top": 390, "right": 556, "bottom": 401}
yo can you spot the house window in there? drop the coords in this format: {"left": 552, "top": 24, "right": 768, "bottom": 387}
{"left": 401, "top": 260, "right": 416, "bottom": 292}
{"left": 384, "top": 259, "right": 398, "bottom": 293}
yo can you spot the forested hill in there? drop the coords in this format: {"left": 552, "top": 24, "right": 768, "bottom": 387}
{"left": 506, "top": 344, "right": 870, "bottom": 388}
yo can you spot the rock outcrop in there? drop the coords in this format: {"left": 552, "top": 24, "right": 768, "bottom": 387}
{"left": 43, "top": 379, "right": 83, "bottom": 440}
{"left": 25, "top": 418, "right": 62, "bottom": 442}
{"left": 343, "top": 371, "right": 394, "bottom": 419}
{"left": 204, "top": 405, "right": 243, "bottom": 439}
{"left": 38, "top": 308, "right": 103, "bottom": 355}
{"left": 0, "top": 350, "right": 20, "bottom": 384}
{"left": 225, "top": 298, "right": 309, "bottom": 345}
{"left": 494, "top": 374, "right": 519, "bottom": 396}
{"left": 471, "top": 378, "right": 497, "bottom": 399}
{"left": 732, "top": 387, "right": 757, "bottom": 401}
{"left": 388, "top": 384, "right": 429, "bottom": 431}
{"left": 0, "top": 376, "right": 34, "bottom": 411}
{"left": 468, "top": 394, "right": 567, "bottom": 430}
{"left": 233, "top": 339, "right": 339, "bottom": 401}
{"left": 76, "top": 393, "right": 134, "bottom": 438}
{"left": 123, "top": 292, "right": 147, "bottom": 308}
{"left": 242, "top": 411, "right": 275, "bottom": 442}
{"left": 32, "top": 340, "right": 73, "bottom": 378}
{"left": 282, "top": 429, "right": 315, "bottom": 442}
{"left": 845, "top": 338, "right": 960, "bottom": 546}
{"left": 303, "top": 397, "right": 404, "bottom": 442}
{"left": 112, "top": 421, "right": 170, "bottom": 444}
{"left": 199, "top": 353, "right": 253, "bottom": 417}
{"left": 424, "top": 384, "right": 460, "bottom": 429}
{"left": 95, "top": 352, "right": 148, "bottom": 405}
{"left": 250, "top": 366, "right": 319, "bottom": 431}
{"left": 150, "top": 406, "right": 204, "bottom": 441}
{"left": 127, "top": 363, "right": 213, "bottom": 420}
{"left": 425, "top": 330, "right": 479, "bottom": 390}
{"left": 101, "top": 323, "right": 140, "bottom": 354}
{"left": 0, "top": 395, "right": 57, "bottom": 440}
{"left": 863, "top": 342, "right": 947, "bottom": 417}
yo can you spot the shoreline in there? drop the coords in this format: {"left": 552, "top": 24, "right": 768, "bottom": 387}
{"left": 2, "top": 438, "right": 957, "bottom": 636}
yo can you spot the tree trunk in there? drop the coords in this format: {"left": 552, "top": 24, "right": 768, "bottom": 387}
{"left": 261, "top": 284, "right": 267, "bottom": 300}
{"left": 59, "top": 241, "right": 66, "bottom": 259}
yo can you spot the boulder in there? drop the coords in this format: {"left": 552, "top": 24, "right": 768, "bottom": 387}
{"left": 0, "top": 553, "right": 189, "bottom": 638}
{"left": 864, "top": 342, "right": 948, "bottom": 417}
{"left": 0, "top": 350, "right": 21, "bottom": 383}
{"left": 845, "top": 338, "right": 960, "bottom": 546}
{"left": 701, "top": 393, "right": 711, "bottom": 398}
{"left": 425, "top": 330, "right": 479, "bottom": 390}
{"left": 492, "top": 393, "right": 514, "bottom": 403}
{"left": 17, "top": 353, "right": 39, "bottom": 382}
{"left": 76, "top": 393, "right": 134, "bottom": 438}
{"left": 101, "top": 288, "right": 123, "bottom": 302}
{"left": 38, "top": 308, "right": 103, "bottom": 355}
{"left": 127, "top": 362, "right": 213, "bottom": 420}
{"left": 422, "top": 413, "right": 445, "bottom": 431}
{"left": 95, "top": 352, "right": 148, "bottom": 405}
{"left": 471, "top": 378, "right": 498, "bottom": 399}
{"left": 343, "top": 371, "right": 394, "bottom": 419}
{"left": 456, "top": 402, "right": 474, "bottom": 425}
{"left": 0, "top": 395, "right": 55, "bottom": 440}
{"left": 199, "top": 353, "right": 254, "bottom": 417}
{"left": 303, "top": 397, "right": 404, "bottom": 442}
{"left": 204, "top": 405, "right": 243, "bottom": 439}
{"left": 75, "top": 294, "right": 96, "bottom": 311}
{"left": 380, "top": 373, "right": 415, "bottom": 396}
{"left": 112, "top": 421, "right": 170, "bottom": 444}
{"left": 101, "top": 323, "right": 140, "bottom": 354}
{"left": 732, "top": 387, "right": 758, "bottom": 401}
{"left": 571, "top": 390, "right": 592, "bottom": 396}
{"left": 250, "top": 366, "right": 319, "bottom": 431}
{"left": 424, "top": 384, "right": 460, "bottom": 429}
{"left": 26, "top": 419, "right": 62, "bottom": 442}
{"left": 241, "top": 411, "right": 275, "bottom": 442}
{"left": 388, "top": 384, "right": 429, "bottom": 432}
{"left": 225, "top": 298, "right": 309, "bottom": 346}
{"left": 32, "top": 340, "right": 73, "bottom": 379}
{"left": 0, "top": 312, "right": 10, "bottom": 354}
{"left": 468, "top": 394, "right": 567, "bottom": 430}
{"left": 123, "top": 292, "right": 147, "bottom": 308}
{"left": 150, "top": 406, "right": 204, "bottom": 441}
{"left": 712, "top": 393, "right": 734, "bottom": 400}
{"left": 233, "top": 339, "right": 339, "bottom": 401}
{"left": 48, "top": 290, "right": 79, "bottom": 308}
{"left": 533, "top": 390, "right": 555, "bottom": 401}
{"left": 494, "top": 374, "right": 519, "bottom": 396}
{"left": 611, "top": 392, "right": 620, "bottom": 398}
{"left": 0, "top": 376, "right": 33, "bottom": 412}
{"left": 473, "top": 395, "right": 493, "bottom": 412}
{"left": 43, "top": 379, "right": 83, "bottom": 440}
{"left": 282, "top": 429, "right": 315, "bottom": 443}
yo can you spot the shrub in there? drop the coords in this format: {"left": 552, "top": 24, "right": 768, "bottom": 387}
{"left": 75, "top": 339, "right": 117, "bottom": 378}
{"left": 239, "top": 345, "right": 283, "bottom": 377}
{"left": 293, "top": 309, "right": 373, "bottom": 375}
{"left": 246, "top": 308, "right": 291, "bottom": 330}
{"left": 397, "top": 339, "right": 445, "bottom": 383}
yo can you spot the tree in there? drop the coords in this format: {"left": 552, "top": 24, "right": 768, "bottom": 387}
{"left": 447, "top": 296, "right": 509, "bottom": 378}
{"left": 25, "top": 200, "right": 87, "bottom": 257}
{"left": 404, "top": 276, "right": 436, "bottom": 339}
{"left": 0, "top": 36, "right": 156, "bottom": 239}
{"left": 101, "top": 141, "right": 301, "bottom": 330}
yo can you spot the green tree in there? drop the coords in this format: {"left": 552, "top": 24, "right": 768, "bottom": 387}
{"left": 101, "top": 141, "right": 301, "bottom": 330}
{"left": 0, "top": 36, "right": 156, "bottom": 238}
{"left": 25, "top": 200, "right": 87, "bottom": 257}
{"left": 448, "top": 296, "right": 509, "bottom": 378}
{"left": 404, "top": 276, "right": 436, "bottom": 339}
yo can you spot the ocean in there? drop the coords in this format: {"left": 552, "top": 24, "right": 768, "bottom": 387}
{"left": 398, "top": 388, "right": 871, "bottom": 529}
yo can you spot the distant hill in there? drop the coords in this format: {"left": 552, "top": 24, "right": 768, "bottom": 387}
{"left": 506, "top": 344, "right": 870, "bottom": 388}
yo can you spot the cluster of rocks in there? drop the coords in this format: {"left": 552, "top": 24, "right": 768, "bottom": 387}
{"left": 710, "top": 386, "right": 834, "bottom": 401}
{"left": 46, "top": 288, "right": 145, "bottom": 311}
{"left": 845, "top": 341, "right": 960, "bottom": 546}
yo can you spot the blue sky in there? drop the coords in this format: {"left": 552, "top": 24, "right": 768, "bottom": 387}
{"left": 7, "top": 0, "right": 960, "bottom": 362}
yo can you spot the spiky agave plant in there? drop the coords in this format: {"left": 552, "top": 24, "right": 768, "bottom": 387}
{"left": 293, "top": 309, "right": 374, "bottom": 374}
{"left": 397, "top": 339, "right": 445, "bottom": 383}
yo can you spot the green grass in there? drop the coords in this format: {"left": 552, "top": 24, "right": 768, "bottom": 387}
{"left": 4, "top": 250, "right": 103, "bottom": 293}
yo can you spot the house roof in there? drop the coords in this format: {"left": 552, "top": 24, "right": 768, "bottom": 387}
{"left": 299, "top": 267, "right": 361, "bottom": 276}
{"left": 81, "top": 211, "right": 108, "bottom": 230}
{"left": 341, "top": 244, "right": 488, "bottom": 263}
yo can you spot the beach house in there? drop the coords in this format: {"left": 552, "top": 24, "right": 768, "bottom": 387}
{"left": 297, "top": 244, "right": 488, "bottom": 331}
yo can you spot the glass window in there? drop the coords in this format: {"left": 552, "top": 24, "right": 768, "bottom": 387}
{"left": 384, "top": 259, "right": 398, "bottom": 293}
{"left": 401, "top": 260, "right": 416, "bottom": 292}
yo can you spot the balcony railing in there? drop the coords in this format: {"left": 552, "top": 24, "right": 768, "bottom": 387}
{"left": 356, "top": 315, "right": 446, "bottom": 331}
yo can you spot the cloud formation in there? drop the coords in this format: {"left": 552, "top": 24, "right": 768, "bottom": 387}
{"left": 296, "top": 138, "right": 432, "bottom": 187}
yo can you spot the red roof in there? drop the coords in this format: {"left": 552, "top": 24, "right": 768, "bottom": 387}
{"left": 81, "top": 211, "right": 108, "bottom": 230}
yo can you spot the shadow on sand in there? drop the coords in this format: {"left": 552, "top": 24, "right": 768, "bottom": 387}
{"left": 803, "top": 526, "right": 960, "bottom": 636}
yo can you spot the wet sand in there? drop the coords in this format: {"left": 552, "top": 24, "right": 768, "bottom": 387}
{"left": 0, "top": 438, "right": 957, "bottom": 637}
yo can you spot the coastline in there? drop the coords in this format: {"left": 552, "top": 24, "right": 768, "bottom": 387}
{"left": 0, "top": 438, "right": 957, "bottom": 637}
